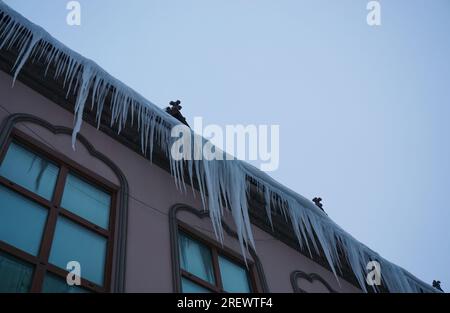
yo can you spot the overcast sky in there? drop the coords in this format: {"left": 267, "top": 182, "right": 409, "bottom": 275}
{"left": 4, "top": 0, "right": 450, "bottom": 289}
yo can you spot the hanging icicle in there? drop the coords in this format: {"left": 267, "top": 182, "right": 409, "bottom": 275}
{"left": 0, "top": 1, "right": 437, "bottom": 293}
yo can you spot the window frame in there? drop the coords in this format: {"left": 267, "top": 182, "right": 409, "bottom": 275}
{"left": 177, "top": 221, "right": 259, "bottom": 293}
{"left": 0, "top": 128, "right": 118, "bottom": 293}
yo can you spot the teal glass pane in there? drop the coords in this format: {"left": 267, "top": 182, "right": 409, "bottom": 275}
{"left": 0, "top": 142, "right": 59, "bottom": 200}
{"left": 42, "top": 273, "right": 91, "bottom": 293}
{"left": 0, "top": 251, "right": 34, "bottom": 293}
{"left": 49, "top": 217, "right": 107, "bottom": 286}
{"left": 0, "top": 185, "right": 48, "bottom": 256}
{"left": 218, "top": 256, "right": 251, "bottom": 293}
{"left": 181, "top": 278, "right": 211, "bottom": 293}
{"left": 178, "top": 233, "right": 215, "bottom": 285}
{"left": 61, "top": 174, "right": 111, "bottom": 229}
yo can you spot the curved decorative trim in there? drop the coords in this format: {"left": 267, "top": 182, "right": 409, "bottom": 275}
{"left": 290, "top": 270, "right": 337, "bottom": 293}
{"left": 169, "top": 204, "right": 270, "bottom": 293}
{"left": 0, "top": 113, "right": 129, "bottom": 292}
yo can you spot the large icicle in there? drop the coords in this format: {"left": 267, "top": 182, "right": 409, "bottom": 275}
{"left": 0, "top": 1, "right": 438, "bottom": 293}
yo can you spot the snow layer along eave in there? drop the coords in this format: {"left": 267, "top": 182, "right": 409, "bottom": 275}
{"left": 0, "top": 1, "right": 439, "bottom": 293}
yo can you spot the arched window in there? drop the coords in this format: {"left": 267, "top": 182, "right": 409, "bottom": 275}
{"left": 169, "top": 204, "right": 269, "bottom": 293}
{"left": 0, "top": 124, "right": 124, "bottom": 293}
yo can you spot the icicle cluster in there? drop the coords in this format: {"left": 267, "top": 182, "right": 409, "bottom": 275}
{"left": 0, "top": 1, "right": 437, "bottom": 293}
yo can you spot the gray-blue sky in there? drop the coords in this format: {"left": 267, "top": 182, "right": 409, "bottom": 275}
{"left": 4, "top": 0, "right": 450, "bottom": 289}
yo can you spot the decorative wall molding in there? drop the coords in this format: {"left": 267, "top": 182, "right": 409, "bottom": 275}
{"left": 290, "top": 270, "right": 337, "bottom": 293}
{"left": 169, "top": 204, "right": 270, "bottom": 293}
{"left": 0, "top": 113, "right": 129, "bottom": 292}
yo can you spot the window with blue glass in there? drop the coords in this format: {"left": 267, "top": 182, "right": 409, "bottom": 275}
{"left": 178, "top": 227, "right": 255, "bottom": 293}
{"left": 0, "top": 131, "right": 116, "bottom": 293}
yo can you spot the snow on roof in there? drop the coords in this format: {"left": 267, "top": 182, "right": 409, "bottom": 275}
{"left": 0, "top": 1, "right": 437, "bottom": 293}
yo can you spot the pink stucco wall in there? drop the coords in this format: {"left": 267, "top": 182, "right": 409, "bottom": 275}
{"left": 0, "top": 69, "right": 361, "bottom": 293}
